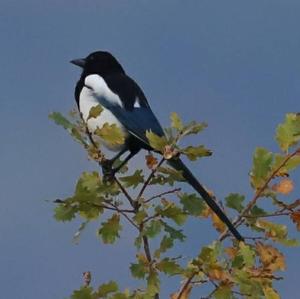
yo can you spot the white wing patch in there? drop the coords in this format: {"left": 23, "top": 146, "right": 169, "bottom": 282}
{"left": 84, "top": 74, "right": 123, "bottom": 107}
{"left": 133, "top": 97, "right": 141, "bottom": 108}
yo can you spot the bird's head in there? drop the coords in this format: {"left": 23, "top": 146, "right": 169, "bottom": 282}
{"left": 70, "top": 51, "right": 125, "bottom": 77}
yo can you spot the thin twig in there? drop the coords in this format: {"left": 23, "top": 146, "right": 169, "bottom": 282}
{"left": 191, "top": 279, "right": 209, "bottom": 285}
{"left": 175, "top": 272, "right": 196, "bottom": 299}
{"left": 200, "top": 287, "right": 218, "bottom": 299}
{"left": 145, "top": 188, "right": 181, "bottom": 203}
{"left": 92, "top": 202, "right": 135, "bottom": 213}
{"left": 142, "top": 231, "right": 160, "bottom": 299}
{"left": 243, "top": 236, "right": 268, "bottom": 241}
{"left": 142, "top": 213, "right": 160, "bottom": 224}
{"left": 108, "top": 202, "right": 139, "bottom": 229}
{"left": 136, "top": 158, "right": 165, "bottom": 202}
{"left": 114, "top": 178, "right": 135, "bottom": 208}
{"left": 142, "top": 235, "right": 152, "bottom": 262}
{"left": 243, "top": 212, "right": 291, "bottom": 218}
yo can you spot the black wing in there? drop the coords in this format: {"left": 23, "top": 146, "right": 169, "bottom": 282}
{"left": 100, "top": 74, "right": 165, "bottom": 146}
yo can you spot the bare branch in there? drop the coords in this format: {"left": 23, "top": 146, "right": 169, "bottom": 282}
{"left": 175, "top": 272, "right": 196, "bottom": 299}
{"left": 114, "top": 178, "right": 136, "bottom": 208}
{"left": 136, "top": 158, "right": 165, "bottom": 201}
{"left": 145, "top": 188, "right": 181, "bottom": 203}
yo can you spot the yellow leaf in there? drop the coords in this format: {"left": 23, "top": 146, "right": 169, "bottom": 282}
{"left": 256, "top": 242, "right": 285, "bottom": 272}
{"left": 170, "top": 112, "right": 183, "bottom": 130}
{"left": 208, "top": 265, "right": 232, "bottom": 282}
{"left": 272, "top": 178, "right": 294, "bottom": 195}
{"left": 263, "top": 286, "right": 280, "bottom": 299}
{"left": 211, "top": 212, "right": 226, "bottom": 233}
{"left": 94, "top": 123, "right": 125, "bottom": 146}
{"left": 201, "top": 206, "right": 211, "bottom": 218}
{"left": 224, "top": 247, "right": 238, "bottom": 259}
{"left": 170, "top": 284, "right": 192, "bottom": 299}
{"left": 87, "top": 104, "right": 103, "bottom": 120}
{"left": 145, "top": 154, "right": 158, "bottom": 170}
{"left": 290, "top": 210, "right": 300, "bottom": 231}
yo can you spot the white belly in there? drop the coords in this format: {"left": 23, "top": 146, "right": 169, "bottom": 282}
{"left": 79, "top": 86, "right": 128, "bottom": 151}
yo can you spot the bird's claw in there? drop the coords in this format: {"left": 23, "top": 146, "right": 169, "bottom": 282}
{"left": 102, "top": 160, "right": 116, "bottom": 183}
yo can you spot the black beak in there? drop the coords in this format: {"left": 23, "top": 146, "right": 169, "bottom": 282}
{"left": 70, "top": 58, "right": 86, "bottom": 68}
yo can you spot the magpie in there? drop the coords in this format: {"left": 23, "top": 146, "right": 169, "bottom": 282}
{"left": 70, "top": 51, "right": 243, "bottom": 241}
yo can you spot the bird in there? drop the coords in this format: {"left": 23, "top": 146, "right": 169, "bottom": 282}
{"left": 70, "top": 51, "right": 244, "bottom": 241}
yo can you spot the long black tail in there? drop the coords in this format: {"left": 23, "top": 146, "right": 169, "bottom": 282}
{"left": 168, "top": 158, "right": 244, "bottom": 241}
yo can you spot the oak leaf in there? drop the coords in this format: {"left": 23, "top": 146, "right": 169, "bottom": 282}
{"left": 272, "top": 178, "right": 294, "bottom": 195}
{"left": 290, "top": 210, "right": 300, "bottom": 231}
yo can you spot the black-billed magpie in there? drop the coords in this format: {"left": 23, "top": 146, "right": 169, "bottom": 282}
{"left": 70, "top": 51, "right": 243, "bottom": 241}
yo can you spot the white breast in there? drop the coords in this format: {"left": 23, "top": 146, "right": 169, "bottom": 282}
{"left": 79, "top": 75, "right": 128, "bottom": 152}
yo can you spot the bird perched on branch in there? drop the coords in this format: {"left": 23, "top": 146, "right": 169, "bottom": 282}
{"left": 70, "top": 51, "right": 243, "bottom": 241}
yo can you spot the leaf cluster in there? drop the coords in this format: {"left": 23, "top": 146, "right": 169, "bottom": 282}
{"left": 49, "top": 110, "right": 300, "bottom": 299}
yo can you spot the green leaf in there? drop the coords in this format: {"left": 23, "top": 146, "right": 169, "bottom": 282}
{"left": 273, "top": 154, "right": 300, "bottom": 176}
{"left": 146, "top": 130, "right": 168, "bottom": 152}
{"left": 225, "top": 193, "right": 245, "bottom": 213}
{"left": 130, "top": 254, "right": 149, "bottom": 279}
{"left": 134, "top": 234, "right": 143, "bottom": 249}
{"left": 249, "top": 205, "right": 267, "bottom": 216}
{"left": 133, "top": 210, "right": 148, "bottom": 225}
{"left": 276, "top": 113, "right": 300, "bottom": 152}
{"left": 250, "top": 147, "right": 274, "bottom": 189}
{"left": 97, "top": 281, "right": 118, "bottom": 297}
{"left": 119, "top": 170, "right": 144, "bottom": 188}
{"left": 71, "top": 287, "right": 93, "bottom": 299}
{"left": 170, "top": 112, "right": 183, "bottom": 130}
{"left": 110, "top": 293, "right": 129, "bottom": 299}
{"left": 182, "top": 121, "right": 207, "bottom": 136}
{"left": 214, "top": 286, "right": 234, "bottom": 299}
{"left": 179, "top": 193, "right": 205, "bottom": 216}
{"left": 49, "top": 112, "right": 73, "bottom": 130}
{"left": 157, "top": 202, "right": 187, "bottom": 225}
{"left": 73, "top": 221, "right": 89, "bottom": 244}
{"left": 146, "top": 269, "right": 160, "bottom": 296}
{"left": 98, "top": 214, "right": 122, "bottom": 244}
{"left": 239, "top": 243, "right": 255, "bottom": 267}
{"left": 231, "top": 255, "right": 244, "bottom": 269}
{"left": 162, "top": 222, "right": 186, "bottom": 241}
{"left": 256, "top": 219, "right": 287, "bottom": 241}
{"left": 150, "top": 166, "right": 185, "bottom": 186}
{"left": 49, "top": 112, "right": 87, "bottom": 145}
{"left": 95, "top": 123, "right": 125, "bottom": 146}
{"left": 234, "top": 270, "right": 263, "bottom": 299}
{"left": 144, "top": 220, "right": 162, "bottom": 238}
{"left": 154, "top": 236, "right": 174, "bottom": 258}
{"left": 74, "top": 172, "right": 105, "bottom": 220}
{"left": 54, "top": 203, "right": 77, "bottom": 222}
{"left": 181, "top": 145, "right": 212, "bottom": 161}
{"left": 130, "top": 263, "right": 147, "bottom": 279}
{"left": 87, "top": 105, "right": 103, "bottom": 120}
{"left": 198, "top": 245, "right": 217, "bottom": 264}
{"left": 277, "top": 238, "right": 300, "bottom": 247}
{"left": 156, "top": 258, "right": 182, "bottom": 276}
{"left": 79, "top": 171, "right": 101, "bottom": 192}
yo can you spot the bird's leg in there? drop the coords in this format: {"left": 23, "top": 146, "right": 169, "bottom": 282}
{"left": 102, "top": 148, "right": 128, "bottom": 179}
{"left": 112, "top": 150, "right": 137, "bottom": 173}
{"left": 103, "top": 150, "right": 139, "bottom": 183}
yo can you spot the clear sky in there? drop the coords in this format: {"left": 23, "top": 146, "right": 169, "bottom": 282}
{"left": 1, "top": 1, "right": 300, "bottom": 298}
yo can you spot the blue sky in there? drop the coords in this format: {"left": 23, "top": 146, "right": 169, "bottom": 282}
{"left": 1, "top": 1, "right": 300, "bottom": 298}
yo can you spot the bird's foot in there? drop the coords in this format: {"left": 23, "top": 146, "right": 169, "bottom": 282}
{"left": 101, "top": 159, "right": 116, "bottom": 183}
